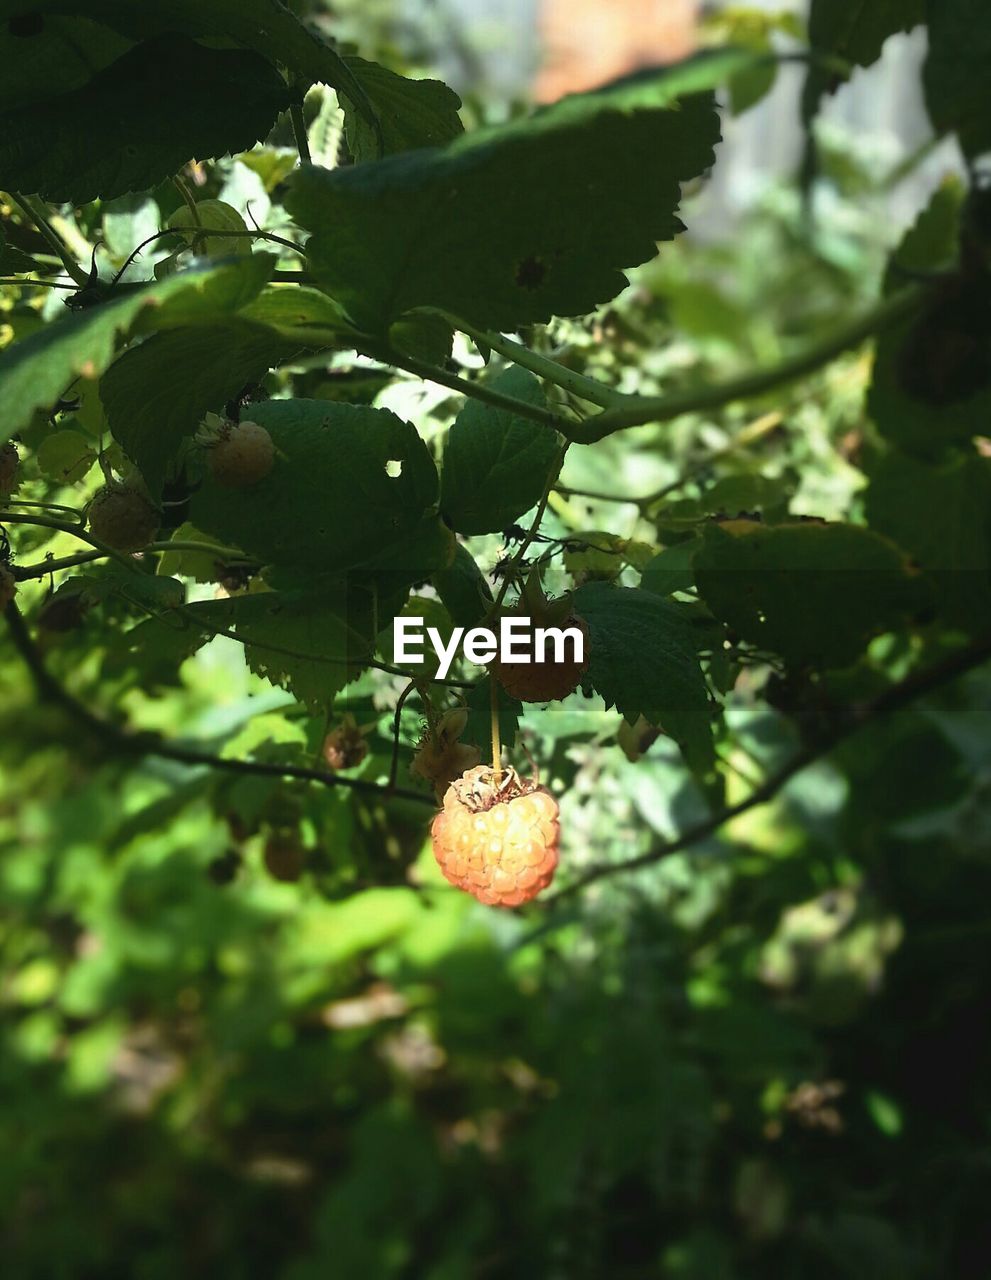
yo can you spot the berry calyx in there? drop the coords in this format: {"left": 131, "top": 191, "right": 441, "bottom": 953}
{"left": 202, "top": 419, "right": 275, "bottom": 488}
{"left": 0, "top": 441, "right": 19, "bottom": 497}
{"left": 0, "top": 563, "right": 16, "bottom": 611}
{"left": 411, "top": 706, "right": 481, "bottom": 800}
{"left": 430, "top": 764, "right": 559, "bottom": 907}
{"left": 87, "top": 482, "right": 159, "bottom": 552}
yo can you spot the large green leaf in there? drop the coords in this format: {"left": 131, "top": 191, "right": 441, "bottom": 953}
{"left": 802, "top": 0, "right": 924, "bottom": 123}
{"left": 440, "top": 368, "right": 562, "bottom": 535}
{"left": 342, "top": 56, "right": 463, "bottom": 162}
{"left": 431, "top": 544, "right": 494, "bottom": 628}
{"left": 924, "top": 0, "right": 991, "bottom": 158}
{"left": 0, "top": 255, "right": 275, "bottom": 445}
{"left": 189, "top": 398, "right": 440, "bottom": 575}
{"left": 864, "top": 449, "right": 991, "bottom": 631}
{"left": 0, "top": 36, "right": 291, "bottom": 202}
{"left": 574, "top": 581, "right": 713, "bottom": 772}
{"left": 693, "top": 522, "right": 923, "bottom": 669}
{"left": 0, "top": 227, "right": 38, "bottom": 275}
{"left": 0, "top": 0, "right": 376, "bottom": 135}
{"left": 284, "top": 51, "right": 748, "bottom": 332}
{"left": 867, "top": 179, "right": 991, "bottom": 456}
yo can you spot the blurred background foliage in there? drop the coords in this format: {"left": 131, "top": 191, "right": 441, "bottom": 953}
{"left": 2, "top": 2, "right": 991, "bottom": 1278}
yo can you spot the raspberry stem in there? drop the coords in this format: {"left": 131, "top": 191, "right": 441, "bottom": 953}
{"left": 490, "top": 672, "right": 502, "bottom": 787}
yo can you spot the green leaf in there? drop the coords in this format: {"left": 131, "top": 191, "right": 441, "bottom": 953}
{"left": 867, "top": 179, "right": 991, "bottom": 456}
{"left": 0, "top": 0, "right": 378, "bottom": 140}
{"left": 189, "top": 398, "right": 439, "bottom": 574}
{"left": 191, "top": 587, "right": 383, "bottom": 710}
{"left": 924, "top": 0, "right": 991, "bottom": 158}
{"left": 285, "top": 50, "right": 747, "bottom": 331}
{"left": 802, "top": 0, "right": 924, "bottom": 123}
{"left": 0, "top": 36, "right": 292, "bottom": 203}
{"left": 431, "top": 544, "right": 494, "bottom": 628}
{"left": 0, "top": 227, "right": 39, "bottom": 275}
{"left": 35, "top": 427, "right": 96, "bottom": 483}
{"left": 693, "top": 522, "right": 923, "bottom": 669}
{"left": 440, "top": 368, "right": 562, "bottom": 534}
{"left": 574, "top": 581, "right": 713, "bottom": 772}
{"left": 864, "top": 448, "right": 991, "bottom": 631}
{"left": 0, "top": 256, "right": 275, "bottom": 446}
{"left": 640, "top": 540, "right": 701, "bottom": 597}
{"left": 342, "top": 56, "right": 463, "bottom": 162}
{"left": 101, "top": 320, "right": 303, "bottom": 493}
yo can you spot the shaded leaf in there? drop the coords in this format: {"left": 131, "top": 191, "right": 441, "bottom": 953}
{"left": 574, "top": 581, "right": 713, "bottom": 772}
{"left": 803, "top": 0, "right": 924, "bottom": 123}
{"left": 864, "top": 448, "right": 991, "bottom": 631}
{"left": 440, "top": 368, "right": 562, "bottom": 534}
{"left": 0, "top": 37, "right": 292, "bottom": 202}
{"left": 343, "top": 56, "right": 463, "bottom": 162}
{"left": 693, "top": 522, "right": 923, "bottom": 669}
{"left": 924, "top": 0, "right": 991, "bottom": 158}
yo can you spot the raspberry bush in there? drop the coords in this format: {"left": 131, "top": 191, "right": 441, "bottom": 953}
{"left": 1, "top": 1, "right": 991, "bottom": 1275}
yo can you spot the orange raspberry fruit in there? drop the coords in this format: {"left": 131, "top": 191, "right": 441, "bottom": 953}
{"left": 431, "top": 765, "right": 559, "bottom": 907}
{"left": 494, "top": 613, "right": 589, "bottom": 704}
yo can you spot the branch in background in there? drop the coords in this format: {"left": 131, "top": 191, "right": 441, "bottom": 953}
{"left": 556, "top": 411, "right": 785, "bottom": 510}
{"left": 545, "top": 631, "right": 991, "bottom": 903}
{"left": 2, "top": 600, "right": 435, "bottom": 808}
{"left": 569, "top": 287, "right": 923, "bottom": 444}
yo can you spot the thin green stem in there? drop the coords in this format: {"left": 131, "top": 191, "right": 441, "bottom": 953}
{"left": 273, "top": 324, "right": 573, "bottom": 433}
{"left": 0, "top": 509, "right": 133, "bottom": 569}
{"left": 572, "top": 287, "right": 923, "bottom": 444}
{"left": 447, "top": 316, "right": 626, "bottom": 410}
{"left": 486, "top": 439, "right": 571, "bottom": 619}
{"left": 8, "top": 194, "right": 89, "bottom": 286}
{"left": 290, "top": 99, "right": 313, "bottom": 166}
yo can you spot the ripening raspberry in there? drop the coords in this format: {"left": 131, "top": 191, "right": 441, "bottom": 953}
{"left": 494, "top": 611, "right": 589, "bottom": 703}
{"left": 87, "top": 483, "right": 159, "bottom": 552}
{"left": 204, "top": 420, "right": 275, "bottom": 487}
{"left": 431, "top": 765, "right": 559, "bottom": 907}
